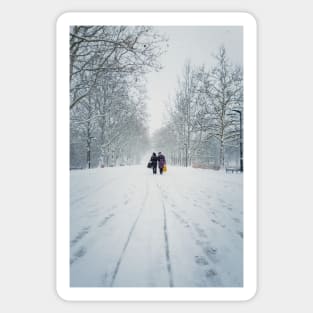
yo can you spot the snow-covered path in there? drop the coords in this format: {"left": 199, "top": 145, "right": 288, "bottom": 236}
{"left": 70, "top": 165, "right": 243, "bottom": 287}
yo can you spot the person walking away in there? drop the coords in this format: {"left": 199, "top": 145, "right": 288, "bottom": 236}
{"left": 150, "top": 152, "right": 158, "bottom": 174}
{"left": 158, "top": 152, "right": 166, "bottom": 175}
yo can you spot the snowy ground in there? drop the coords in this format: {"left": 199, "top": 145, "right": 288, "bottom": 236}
{"left": 70, "top": 165, "right": 243, "bottom": 287}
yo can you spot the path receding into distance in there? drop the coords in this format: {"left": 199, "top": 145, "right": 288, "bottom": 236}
{"left": 70, "top": 165, "right": 243, "bottom": 287}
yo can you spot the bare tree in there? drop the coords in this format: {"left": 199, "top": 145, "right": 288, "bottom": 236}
{"left": 69, "top": 26, "right": 167, "bottom": 169}
{"left": 70, "top": 26, "right": 167, "bottom": 110}
{"left": 164, "top": 46, "right": 243, "bottom": 169}
{"left": 203, "top": 46, "right": 243, "bottom": 168}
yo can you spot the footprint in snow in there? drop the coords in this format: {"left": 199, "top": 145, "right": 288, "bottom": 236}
{"left": 195, "top": 255, "right": 209, "bottom": 266}
{"left": 206, "top": 247, "right": 217, "bottom": 255}
{"left": 232, "top": 217, "right": 241, "bottom": 223}
{"left": 203, "top": 247, "right": 219, "bottom": 264}
{"left": 218, "top": 199, "right": 227, "bottom": 206}
{"left": 195, "top": 240, "right": 218, "bottom": 263}
{"left": 194, "top": 223, "right": 208, "bottom": 238}
{"left": 205, "top": 269, "right": 218, "bottom": 278}
{"left": 237, "top": 231, "right": 243, "bottom": 239}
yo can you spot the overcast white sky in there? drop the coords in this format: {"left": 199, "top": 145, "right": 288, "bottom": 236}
{"left": 145, "top": 26, "right": 243, "bottom": 135}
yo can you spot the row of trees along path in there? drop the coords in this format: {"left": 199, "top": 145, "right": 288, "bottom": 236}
{"left": 69, "top": 26, "right": 243, "bottom": 170}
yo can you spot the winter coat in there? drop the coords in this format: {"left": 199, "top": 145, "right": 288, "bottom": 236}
{"left": 150, "top": 155, "right": 158, "bottom": 167}
{"left": 158, "top": 154, "right": 166, "bottom": 168}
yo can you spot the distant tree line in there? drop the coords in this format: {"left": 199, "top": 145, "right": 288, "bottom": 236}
{"left": 153, "top": 46, "right": 243, "bottom": 170}
{"left": 69, "top": 26, "right": 167, "bottom": 169}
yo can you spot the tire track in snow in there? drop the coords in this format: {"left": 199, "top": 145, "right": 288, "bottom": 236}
{"left": 70, "top": 226, "right": 90, "bottom": 247}
{"left": 109, "top": 177, "right": 149, "bottom": 287}
{"left": 157, "top": 182, "right": 174, "bottom": 287}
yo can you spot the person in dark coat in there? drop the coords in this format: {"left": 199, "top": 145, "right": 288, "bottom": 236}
{"left": 150, "top": 152, "right": 158, "bottom": 174}
{"left": 157, "top": 152, "right": 166, "bottom": 175}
